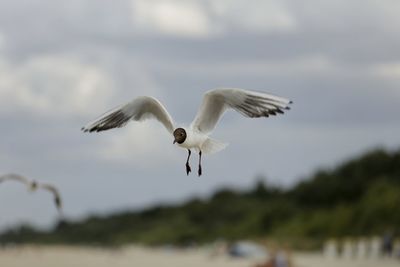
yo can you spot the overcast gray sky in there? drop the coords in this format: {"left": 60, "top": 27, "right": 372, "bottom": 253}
{"left": 0, "top": 0, "right": 400, "bottom": 231}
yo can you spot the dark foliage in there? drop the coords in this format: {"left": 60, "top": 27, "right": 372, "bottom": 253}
{"left": 1, "top": 148, "right": 399, "bottom": 248}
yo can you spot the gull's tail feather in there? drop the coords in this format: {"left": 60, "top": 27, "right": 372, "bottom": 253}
{"left": 201, "top": 138, "right": 228, "bottom": 154}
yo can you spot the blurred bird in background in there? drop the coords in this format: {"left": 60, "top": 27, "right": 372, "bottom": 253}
{"left": 0, "top": 174, "right": 62, "bottom": 213}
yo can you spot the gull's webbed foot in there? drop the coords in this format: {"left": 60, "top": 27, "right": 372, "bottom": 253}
{"left": 186, "top": 162, "right": 192, "bottom": 175}
{"left": 185, "top": 149, "right": 192, "bottom": 175}
{"left": 198, "top": 150, "right": 203, "bottom": 177}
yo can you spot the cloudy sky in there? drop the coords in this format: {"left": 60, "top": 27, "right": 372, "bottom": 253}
{"left": 0, "top": 0, "right": 400, "bottom": 231}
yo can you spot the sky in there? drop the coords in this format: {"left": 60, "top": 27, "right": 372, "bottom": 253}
{"left": 0, "top": 0, "right": 400, "bottom": 231}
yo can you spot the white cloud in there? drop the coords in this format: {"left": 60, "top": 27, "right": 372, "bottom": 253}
{"left": 288, "top": 0, "right": 400, "bottom": 33}
{"left": 0, "top": 54, "right": 115, "bottom": 117}
{"left": 372, "top": 63, "right": 400, "bottom": 99}
{"left": 131, "top": 0, "right": 214, "bottom": 37}
{"left": 210, "top": 0, "right": 296, "bottom": 33}
{"left": 368, "top": 0, "right": 400, "bottom": 31}
{"left": 96, "top": 122, "right": 180, "bottom": 167}
{"left": 129, "top": 0, "right": 296, "bottom": 38}
{"left": 154, "top": 54, "right": 336, "bottom": 77}
{"left": 373, "top": 62, "right": 400, "bottom": 78}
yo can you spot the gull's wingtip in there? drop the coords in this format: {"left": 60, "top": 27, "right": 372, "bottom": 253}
{"left": 81, "top": 126, "right": 92, "bottom": 133}
{"left": 285, "top": 100, "right": 293, "bottom": 110}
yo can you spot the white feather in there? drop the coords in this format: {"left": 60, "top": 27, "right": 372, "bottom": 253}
{"left": 191, "top": 88, "right": 292, "bottom": 134}
{"left": 82, "top": 96, "right": 175, "bottom": 134}
{"left": 201, "top": 138, "right": 228, "bottom": 154}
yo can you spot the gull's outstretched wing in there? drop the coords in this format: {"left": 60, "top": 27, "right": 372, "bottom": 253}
{"left": 191, "top": 88, "right": 292, "bottom": 134}
{"left": 82, "top": 96, "right": 175, "bottom": 134}
{"left": 39, "top": 183, "right": 62, "bottom": 212}
{"left": 0, "top": 174, "right": 32, "bottom": 187}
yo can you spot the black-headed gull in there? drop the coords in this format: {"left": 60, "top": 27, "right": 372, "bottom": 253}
{"left": 82, "top": 88, "right": 292, "bottom": 176}
{"left": 0, "top": 173, "right": 62, "bottom": 212}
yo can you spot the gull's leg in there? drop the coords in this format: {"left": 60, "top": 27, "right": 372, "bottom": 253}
{"left": 186, "top": 149, "right": 192, "bottom": 175}
{"left": 198, "top": 150, "right": 203, "bottom": 177}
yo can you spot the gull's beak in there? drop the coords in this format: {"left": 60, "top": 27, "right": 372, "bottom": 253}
{"left": 173, "top": 139, "right": 176, "bottom": 144}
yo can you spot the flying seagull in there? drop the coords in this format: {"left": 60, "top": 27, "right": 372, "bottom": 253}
{"left": 0, "top": 173, "right": 38, "bottom": 191}
{"left": 38, "top": 183, "right": 62, "bottom": 212}
{"left": 0, "top": 174, "right": 62, "bottom": 212}
{"left": 82, "top": 88, "right": 292, "bottom": 176}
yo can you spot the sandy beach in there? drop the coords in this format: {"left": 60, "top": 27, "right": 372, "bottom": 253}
{"left": 0, "top": 246, "right": 398, "bottom": 267}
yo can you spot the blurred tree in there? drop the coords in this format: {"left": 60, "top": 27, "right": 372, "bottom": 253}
{"left": 1, "top": 148, "right": 399, "bottom": 249}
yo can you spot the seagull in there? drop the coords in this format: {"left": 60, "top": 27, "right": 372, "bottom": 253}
{"left": 82, "top": 88, "right": 292, "bottom": 176}
{"left": 38, "top": 183, "right": 62, "bottom": 212}
{"left": 0, "top": 173, "right": 37, "bottom": 191}
{"left": 0, "top": 174, "right": 63, "bottom": 212}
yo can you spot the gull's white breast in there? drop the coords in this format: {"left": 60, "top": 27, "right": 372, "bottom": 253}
{"left": 177, "top": 128, "right": 208, "bottom": 151}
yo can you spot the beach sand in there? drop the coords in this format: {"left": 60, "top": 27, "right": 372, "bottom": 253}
{"left": 0, "top": 246, "right": 398, "bottom": 267}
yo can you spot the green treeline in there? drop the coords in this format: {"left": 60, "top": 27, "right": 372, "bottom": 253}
{"left": 1, "top": 148, "right": 399, "bottom": 248}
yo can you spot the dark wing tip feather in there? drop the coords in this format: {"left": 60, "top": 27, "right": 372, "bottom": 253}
{"left": 82, "top": 110, "right": 131, "bottom": 133}
{"left": 55, "top": 197, "right": 62, "bottom": 210}
{"left": 241, "top": 93, "right": 293, "bottom": 119}
{"left": 81, "top": 126, "right": 97, "bottom": 133}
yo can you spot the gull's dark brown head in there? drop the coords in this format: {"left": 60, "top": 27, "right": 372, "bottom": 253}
{"left": 173, "top": 128, "right": 187, "bottom": 144}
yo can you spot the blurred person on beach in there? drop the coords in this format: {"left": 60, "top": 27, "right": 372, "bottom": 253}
{"left": 209, "top": 240, "right": 228, "bottom": 258}
{"left": 394, "top": 239, "right": 400, "bottom": 259}
{"left": 382, "top": 232, "right": 394, "bottom": 257}
{"left": 255, "top": 246, "right": 292, "bottom": 267}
